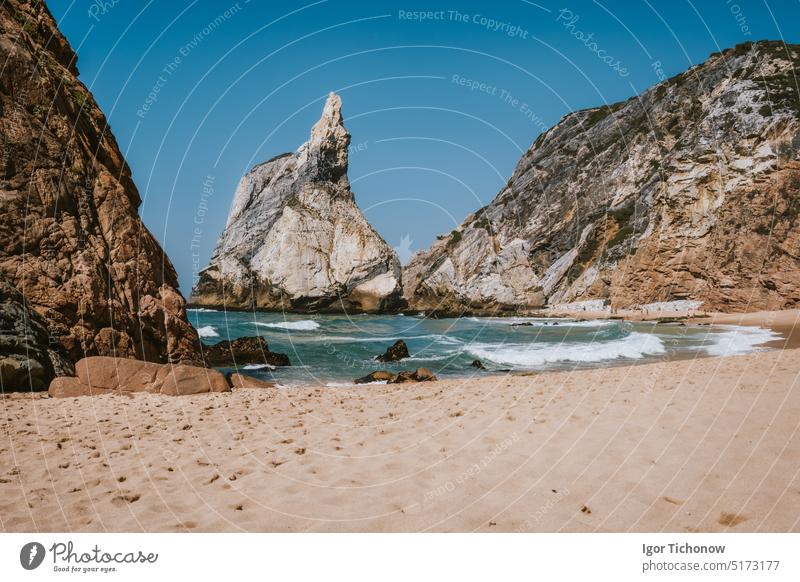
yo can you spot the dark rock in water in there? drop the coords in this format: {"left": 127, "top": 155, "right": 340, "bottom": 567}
{"left": 375, "top": 340, "right": 410, "bottom": 362}
{"left": 471, "top": 359, "right": 486, "bottom": 370}
{"left": 355, "top": 367, "right": 438, "bottom": 384}
{"left": 0, "top": 275, "right": 73, "bottom": 390}
{"left": 389, "top": 367, "right": 438, "bottom": 384}
{"left": 0, "top": 1, "right": 202, "bottom": 365}
{"left": 202, "top": 337, "right": 290, "bottom": 367}
{"left": 510, "top": 322, "right": 534, "bottom": 327}
{"left": 354, "top": 370, "right": 396, "bottom": 384}
{"left": 48, "top": 356, "right": 229, "bottom": 397}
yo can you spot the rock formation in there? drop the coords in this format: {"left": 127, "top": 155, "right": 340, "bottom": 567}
{"left": 48, "top": 356, "right": 230, "bottom": 397}
{"left": 375, "top": 339, "right": 409, "bottom": 362}
{"left": 354, "top": 367, "right": 437, "bottom": 384}
{"left": 0, "top": 273, "right": 73, "bottom": 390}
{"left": 0, "top": 0, "right": 201, "bottom": 364}
{"left": 227, "top": 372, "right": 276, "bottom": 390}
{"left": 404, "top": 41, "right": 800, "bottom": 313}
{"left": 201, "top": 336, "right": 290, "bottom": 367}
{"left": 190, "top": 93, "right": 403, "bottom": 312}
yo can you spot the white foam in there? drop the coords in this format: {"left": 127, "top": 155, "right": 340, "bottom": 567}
{"left": 467, "top": 332, "right": 665, "bottom": 367}
{"left": 468, "top": 316, "right": 613, "bottom": 328}
{"left": 314, "top": 333, "right": 453, "bottom": 344}
{"left": 251, "top": 320, "right": 320, "bottom": 331}
{"left": 562, "top": 319, "right": 616, "bottom": 328}
{"left": 403, "top": 353, "right": 454, "bottom": 362}
{"left": 188, "top": 308, "right": 220, "bottom": 313}
{"left": 197, "top": 325, "right": 219, "bottom": 338}
{"left": 703, "top": 325, "right": 781, "bottom": 356}
{"left": 242, "top": 363, "right": 275, "bottom": 370}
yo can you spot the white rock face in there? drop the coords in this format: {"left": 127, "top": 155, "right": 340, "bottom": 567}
{"left": 191, "top": 93, "right": 402, "bottom": 312}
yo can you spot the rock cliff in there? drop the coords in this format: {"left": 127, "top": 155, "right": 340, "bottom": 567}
{"left": 0, "top": 0, "right": 201, "bottom": 364}
{"left": 190, "top": 93, "right": 402, "bottom": 312}
{"left": 1, "top": 273, "right": 73, "bottom": 390}
{"left": 404, "top": 41, "right": 800, "bottom": 314}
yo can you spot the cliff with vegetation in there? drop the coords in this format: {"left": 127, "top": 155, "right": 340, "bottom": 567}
{"left": 404, "top": 41, "right": 800, "bottom": 314}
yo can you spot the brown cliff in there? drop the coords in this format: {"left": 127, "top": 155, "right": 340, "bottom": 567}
{"left": 0, "top": 0, "right": 201, "bottom": 364}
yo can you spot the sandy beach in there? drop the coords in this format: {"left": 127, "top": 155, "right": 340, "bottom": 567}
{"left": 1, "top": 311, "right": 799, "bottom": 532}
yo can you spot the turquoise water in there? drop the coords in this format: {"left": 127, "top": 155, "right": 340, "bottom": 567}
{"left": 188, "top": 310, "right": 781, "bottom": 386}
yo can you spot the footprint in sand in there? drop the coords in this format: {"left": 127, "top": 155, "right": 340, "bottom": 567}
{"left": 718, "top": 512, "right": 747, "bottom": 527}
{"left": 111, "top": 492, "right": 141, "bottom": 507}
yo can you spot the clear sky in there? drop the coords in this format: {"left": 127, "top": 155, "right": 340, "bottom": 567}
{"left": 50, "top": 0, "right": 800, "bottom": 293}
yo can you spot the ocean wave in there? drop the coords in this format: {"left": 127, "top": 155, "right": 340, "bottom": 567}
{"left": 403, "top": 353, "right": 456, "bottom": 362}
{"left": 242, "top": 363, "right": 275, "bottom": 370}
{"left": 467, "top": 316, "right": 614, "bottom": 328}
{"left": 188, "top": 308, "right": 220, "bottom": 313}
{"left": 197, "top": 325, "right": 219, "bottom": 338}
{"left": 703, "top": 326, "right": 781, "bottom": 356}
{"left": 251, "top": 320, "right": 320, "bottom": 331}
{"left": 466, "top": 332, "right": 665, "bottom": 367}
{"left": 312, "top": 333, "right": 454, "bottom": 344}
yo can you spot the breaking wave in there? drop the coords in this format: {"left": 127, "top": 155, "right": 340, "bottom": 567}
{"left": 251, "top": 320, "right": 321, "bottom": 331}
{"left": 704, "top": 325, "right": 781, "bottom": 356}
{"left": 197, "top": 325, "right": 219, "bottom": 338}
{"left": 466, "top": 332, "right": 665, "bottom": 367}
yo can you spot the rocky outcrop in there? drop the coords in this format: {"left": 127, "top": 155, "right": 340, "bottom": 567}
{"left": 227, "top": 372, "right": 275, "bottom": 390}
{"left": 0, "top": 0, "right": 201, "bottom": 364}
{"left": 390, "top": 368, "right": 438, "bottom": 384}
{"left": 201, "top": 336, "right": 290, "bottom": 367}
{"left": 1, "top": 273, "right": 73, "bottom": 390}
{"left": 375, "top": 340, "right": 409, "bottom": 362}
{"left": 404, "top": 41, "right": 800, "bottom": 313}
{"left": 190, "top": 93, "right": 403, "bottom": 313}
{"left": 354, "top": 367, "right": 437, "bottom": 384}
{"left": 48, "top": 356, "right": 230, "bottom": 397}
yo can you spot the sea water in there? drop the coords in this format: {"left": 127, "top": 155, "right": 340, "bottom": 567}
{"left": 188, "top": 310, "right": 781, "bottom": 386}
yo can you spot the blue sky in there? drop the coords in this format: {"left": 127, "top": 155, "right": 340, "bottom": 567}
{"left": 50, "top": 0, "right": 800, "bottom": 293}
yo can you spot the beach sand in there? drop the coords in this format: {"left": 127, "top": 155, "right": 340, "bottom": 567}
{"left": 1, "top": 314, "right": 799, "bottom": 533}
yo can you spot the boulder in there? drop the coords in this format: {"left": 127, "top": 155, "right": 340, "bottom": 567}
{"left": 75, "top": 356, "right": 161, "bottom": 392}
{"left": 47, "top": 377, "right": 98, "bottom": 398}
{"left": 157, "top": 365, "right": 230, "bottom": 396}
{"left": 228, "top": 373, "right": 276, "bottom": 389}
{"left": 375, "top": 340, "right": 410, "bottom": 362}
{"left": 470, "top": 359, "right": 486, "bottom": 370}
{"left": 48, "top": 357, "right": 231, "bottom": 397}
{"left": 202, "top": 336, "right": 290, "bottom": 367}
{"left": 354, "top": 370, "right": 397, "bottom": 384}
{"left": 388, "top": 368, "right": 438, "bottom": 384}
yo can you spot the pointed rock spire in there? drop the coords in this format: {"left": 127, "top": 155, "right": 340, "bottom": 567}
{"left": 191, "top": 93, "right": 402, "bottom": 312}
{"left": 298, "top": 92, "right": 351, "bottom": 186}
